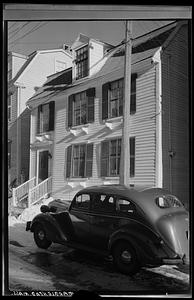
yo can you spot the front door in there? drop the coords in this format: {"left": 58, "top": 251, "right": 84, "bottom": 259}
{"left": 38, "top": 150, "right": 49, "bottom": 183}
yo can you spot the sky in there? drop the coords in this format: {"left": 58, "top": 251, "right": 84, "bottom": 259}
{"left": 7, "top": 20, "right": 175, "bottom": 56}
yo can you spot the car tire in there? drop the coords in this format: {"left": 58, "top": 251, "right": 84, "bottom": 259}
{"left": 112, "top": 241, "right": 140, "bottom": 275}
{"left": 33, "top": 224, "right": 52, "bottom": 249}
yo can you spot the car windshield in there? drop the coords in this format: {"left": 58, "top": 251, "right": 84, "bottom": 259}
{"left": 155, "top": 195, "right": 183, "bottom": 209}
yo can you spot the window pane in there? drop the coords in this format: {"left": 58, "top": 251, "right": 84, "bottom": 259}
{"left": 74, "top": 194, "right": 90, "bottom": 209}
{"left": 117, "top": 198, "right": 136, "bottom": 213}
{"left": 110, "top": 157, "right": 117, "bottom": 175}
{"left": 73, "top": 91, "right": 87, "bottom": 126}
{"left": 73, "top": 145, "right": 79, "bottom": 176}
{"left": 108, "top": 139, "right": 121, "bottom": 176}
{"left": 109, "top": 79, "right": 123, "bottom": 118}
{"left": 76, "top": 46, "right": 88, "bottom": 79}
{"left": 72, "top": 144, "right": 86, "bottom": 177}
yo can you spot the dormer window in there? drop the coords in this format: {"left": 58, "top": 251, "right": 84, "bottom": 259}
{"left": 75, "top": 45, "right": 88, "bottom": 79}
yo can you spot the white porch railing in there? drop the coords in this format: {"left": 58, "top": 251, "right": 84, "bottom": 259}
{"left": 12, "top": 177, "right": 36, "bottom": 207}
{"left": 28, "top": 176, "right": 52, "bottom": 207}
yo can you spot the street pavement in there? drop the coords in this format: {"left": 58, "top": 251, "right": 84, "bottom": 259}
{"left": 5, "top": 221, "right": 191, "bottom": 297}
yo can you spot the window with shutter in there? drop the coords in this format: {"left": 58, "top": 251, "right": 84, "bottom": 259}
{"left": 102, "top": 74, "right": 137, "bottom": 120}
{"left": 101, "top": 138, "right": 121, "bottom": 177}
{"left": 68, "top": 88, "right": 95, "bottom": 127}
{"left": 37, "top": 101, "right": 55, "bottom": 134}
{"left": 66, "top": 143, "right": 93, "bottom": 178}
{"left": 109, "top": 79, "right": 123, "bottom": 118}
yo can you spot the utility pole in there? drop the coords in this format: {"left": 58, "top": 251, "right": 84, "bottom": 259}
{"left": 120, "top": 20, "right": 132, "bottom": 186}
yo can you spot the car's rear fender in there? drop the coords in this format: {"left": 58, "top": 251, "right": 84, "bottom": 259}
{"left": 108, "top": 227, "right": 167, "bottom": 266}
{"left": 30, "top": 213, "right": 68, "bottom": 243}
{"left": 156, "top": 211, "right": 189, "bottom": 261}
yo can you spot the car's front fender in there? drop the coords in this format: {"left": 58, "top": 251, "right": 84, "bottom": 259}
{"left": 29, "top": 213, "right": 68, "bottom": 243}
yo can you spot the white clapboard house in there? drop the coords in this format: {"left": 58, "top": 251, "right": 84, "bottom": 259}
{"left": 13, "top": 21, "right": 189, "bottom": 209}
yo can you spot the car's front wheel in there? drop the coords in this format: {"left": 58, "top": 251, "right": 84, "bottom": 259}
{"left": 112, "top": 241, "right": 140, "bottom": 275}
{"left": 33, "top": 224, "right": 52, "bottom": 249}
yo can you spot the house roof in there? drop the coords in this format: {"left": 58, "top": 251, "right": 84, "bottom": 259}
{"left": 9, "top": 51, "right": 37, "bottom": 85}
{"left": 9, "top": 48, "right": 72, "bottom": 86}
{"left": 27, "top": 21, "right": 183, "bottom": 108}
{"left": 44, "top": 67, "right": 72, "bottom": 86}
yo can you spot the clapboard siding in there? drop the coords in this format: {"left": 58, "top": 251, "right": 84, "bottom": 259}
{"left": 132, "top": 67, "right": 156, "bottom": 187}
{"left": 162, "top": 24, "right": 189, "bottom": 206}
{"left": 51, "top": 65, "right": 157, "bottom": 199}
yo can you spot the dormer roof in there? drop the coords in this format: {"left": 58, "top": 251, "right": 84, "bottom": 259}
{"left": 71, "top": 33, "right": 114, "bottom": 50}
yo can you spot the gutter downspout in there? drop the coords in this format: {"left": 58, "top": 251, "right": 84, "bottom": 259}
{"left": 153, "top": 48, "right": 163, "bottom": 188}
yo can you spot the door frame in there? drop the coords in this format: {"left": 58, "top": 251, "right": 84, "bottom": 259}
{"left": 36, "top": 149, "right": 52, "bottom": 185}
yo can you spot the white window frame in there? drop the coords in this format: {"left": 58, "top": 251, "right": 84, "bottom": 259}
{"left": 55, "top": 59, "right": 67, "bottom": 73}
{"left": 108, "top": 78, "right": 124, "bottom": 119}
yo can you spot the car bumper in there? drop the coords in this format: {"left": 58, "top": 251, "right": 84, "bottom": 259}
{"left": 26, "top": 221, "right": 31, "bottom": 231}
{"left": 162, "top": 254, "right": 189, "bottom": 265}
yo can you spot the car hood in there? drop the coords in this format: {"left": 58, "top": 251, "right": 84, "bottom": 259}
{"left": 156, "top": 210, "right": 189, "bottom": 260}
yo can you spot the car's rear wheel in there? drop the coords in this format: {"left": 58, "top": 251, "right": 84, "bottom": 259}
{"left": 112, "top": 241, "right": 140, "bottom": 275}
{"left": 33, "top": 224, "right": 52, "bottom": 249}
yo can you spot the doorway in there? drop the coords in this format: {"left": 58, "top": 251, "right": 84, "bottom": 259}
{"left": 38, "top": 150, "right": 50, "bottom": 183}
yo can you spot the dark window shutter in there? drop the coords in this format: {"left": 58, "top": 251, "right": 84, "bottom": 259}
{"left": 101, "top": 140, "right": 109, "bottom": 177}
{"left": 37, "top": 105, "right": 42, "bottom": 134}
{"left": 66, "top": 145, "right": 72, "bottom": 178}
{"left": 49, "top": 101, "right": 55, "bottom": 131}
{"left": 130, "top": 137, "right": 135, "bottom": 177}
{"left": 86, "top": 88, "right": 95, "bottom": 123}
{"left": 68, "top": 95, "right": 74, "bottom": 127}
{"left": 130, "top": 74, "right": 137, "bottom": 114}
{"left": 102, "top": 83, "right": 109, "bottom": 120}
{"left": 86, "top": 87, "right": 95, "bottom": 98}
{"left": 86, "top": 143, "right": 93, "bottom": 177}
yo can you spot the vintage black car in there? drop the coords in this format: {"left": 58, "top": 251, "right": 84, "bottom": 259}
{"left": 26, "top": 185, "right": 189, "bottom": 275}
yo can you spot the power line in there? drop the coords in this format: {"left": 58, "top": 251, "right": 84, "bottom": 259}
{"left": 9, "top": 22, "right": 49, "bottom": 46}
{"left": 8, "top": 22, "right": 18, "bottom": 30}
{"left": 8, "top": 22, "right": 31, "bottom": 40}
{"left": 9, "top": 22, "right": 43, "bottom": 44}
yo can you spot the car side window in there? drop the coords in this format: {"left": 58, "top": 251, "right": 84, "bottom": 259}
{"left": 116, "top": 198, "right": 136, "bottom": 214}
{"left": 72, "top": 193, "right": 90, "bottom": 210}
{"left": 92, "top": 194, "right": 116, "bottom": 213}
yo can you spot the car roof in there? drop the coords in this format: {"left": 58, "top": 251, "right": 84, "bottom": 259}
{"left": 76, "top": 184, "right": 185, "bottom": 221}
{"left": 77, "top": 184, "right": 166, "bottom": 204}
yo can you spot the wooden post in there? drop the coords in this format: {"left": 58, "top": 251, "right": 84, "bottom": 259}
{"left": 120, "top": 20, "right": 133, "bottom": 186}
